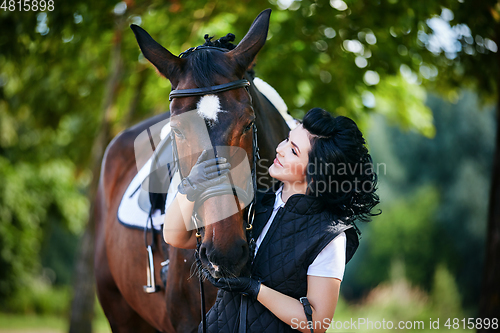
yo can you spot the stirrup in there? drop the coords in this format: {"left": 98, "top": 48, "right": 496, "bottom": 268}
{"left": 143, "top": 245, "right": 160, "bottom": 293}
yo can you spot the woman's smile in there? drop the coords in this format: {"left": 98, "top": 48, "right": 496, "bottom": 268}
{"left": 268, "top": 124, "right": 312, "bottom": 197}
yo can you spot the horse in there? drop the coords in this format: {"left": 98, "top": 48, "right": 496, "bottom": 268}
{"left": 94, "top": 9, "right": 290, "bottom": 333}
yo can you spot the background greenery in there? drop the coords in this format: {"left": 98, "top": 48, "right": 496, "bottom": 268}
{"left": 0, "top": 0, "right": 497, "bottom": 331}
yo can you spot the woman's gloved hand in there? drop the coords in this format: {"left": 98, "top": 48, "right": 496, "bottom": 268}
{"left": 207, "top": 275, "right": 261, "bottom": 299}
{"left": 178, "top": 150, "right": 231, "bottom": 202}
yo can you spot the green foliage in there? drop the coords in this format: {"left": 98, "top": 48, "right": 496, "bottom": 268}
{"left": 40, "top": 222, "right": 80, "bottom": 285}
{"left": 4, "top": 282, "right": 71, "bottom": 316}
{"left": 0, "top": 293, "right": 111, "bottom": 332}
{"left": 350, "top": 186, "right": 442, "bottom": 291}
{"left": 355, "top": 261, "right": 430, "bottom": 324}
{"left": 373, "top": 75, "right": 435, "bottom": 137}
{"left": 431, "top": 264, "right": 463, "bottom": 319}
{"left": 0, "top": 156, "right": 88, "bottom": 301}
{"left": 330, "top": 265, "right": 468, "bottom": 333}
{"left": 0, "top": 313, "right": 68, "bottom": 331}
{"left": 343, "top": 91, "right": 494, "bottom": 309}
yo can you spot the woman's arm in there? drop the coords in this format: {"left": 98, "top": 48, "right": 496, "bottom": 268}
{"left": 163, "top": 192, "right": 198, "bottom": 249}
{"left": 257, "top": 276, "right": 341, "bottom": 333}
{"left": 162, "top": 150, "right": 231, "bottom": 249}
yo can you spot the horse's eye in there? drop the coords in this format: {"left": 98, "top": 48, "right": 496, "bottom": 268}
{"left": 172, "top": 127, "right": 184, "bottom": 139}
{"left": 243, "top": 121, "right": 254, "bottom": 133}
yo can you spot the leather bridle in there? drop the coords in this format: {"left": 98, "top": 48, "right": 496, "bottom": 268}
{"left": 169, "top": 76, "right": 259, "bottom": 333}
{"left": 169, "top": 79, "right": 250, "bottom": 101}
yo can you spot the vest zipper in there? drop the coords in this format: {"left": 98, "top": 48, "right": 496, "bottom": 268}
{"left": 251, "top": 207, "right": 285, "bottom": 268}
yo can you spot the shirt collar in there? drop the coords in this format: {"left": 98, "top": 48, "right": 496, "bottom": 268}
{"left": 273, "top": 185, "right": 285, "bottom": 210}
{"left": 270, "top": 185, "right": 326, "bottom": 215}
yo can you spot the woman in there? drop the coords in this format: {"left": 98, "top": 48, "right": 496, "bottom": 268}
{"left": 164, "top": 108, "right": 380, "bottom": 333}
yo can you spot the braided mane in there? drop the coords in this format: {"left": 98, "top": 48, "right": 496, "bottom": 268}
{"left": 201, "top": 33, "right": 237, "bottom": 50}
{"left": 179, "top": 34, "right": 238, "bottom": 87}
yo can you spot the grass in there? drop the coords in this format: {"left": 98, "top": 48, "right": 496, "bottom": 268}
{"left": 0, "top": 301, "right": 111, "bottom": 333}
{"left": 324, "top": 274, "right": 472, "bottom": 333}
{"left": 0, "top": 313, "right": 110, "bottom": 333}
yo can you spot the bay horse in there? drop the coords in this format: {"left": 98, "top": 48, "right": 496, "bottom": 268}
{"left": 94, "top": 9, "right": 290, "bottom": 333}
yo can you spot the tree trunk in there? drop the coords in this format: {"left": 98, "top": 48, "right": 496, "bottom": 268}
{"left": 68, "top": 18, "right": 125, "bottom": 333}
{"left": 68, "top": 217, "right": 96, "bottom": 333}
{"left": 478, "top": 44, "right": 500, "bottom": 329}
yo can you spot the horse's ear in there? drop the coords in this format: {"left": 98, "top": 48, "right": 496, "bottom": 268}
{"left": 130, "top": 24, "right": 184, "bottom": 86}
{"left": 227, "top": 9, "right": 271, "bottom": 77}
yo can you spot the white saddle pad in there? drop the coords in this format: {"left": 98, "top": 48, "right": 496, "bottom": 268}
{"left": 117, "top": 155, "right": 180, "bottom": 231}
{"left": 117, "top": 117, "right": 180, "bottom": 231}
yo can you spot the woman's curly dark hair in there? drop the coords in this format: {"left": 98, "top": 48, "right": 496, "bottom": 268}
{"left": 302, "top": 108, "right": 381, "bottom": 223}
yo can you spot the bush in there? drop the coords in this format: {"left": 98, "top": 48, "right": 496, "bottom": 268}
{"left": 3, "top": 277, "right": 71, "bottom": 316}
{"left": 346, "top": 185, "right": 443, "bottom": 295}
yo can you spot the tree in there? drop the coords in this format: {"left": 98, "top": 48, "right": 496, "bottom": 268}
{"left": 347, "top": 91, "right": 495, "bottom": 306}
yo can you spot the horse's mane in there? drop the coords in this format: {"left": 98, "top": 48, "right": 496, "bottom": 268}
{"left": 201, "top": 33, "right": 236, "bottom": 50}
{"left": 180, "top": 33, "right": 254, "bottom": 87}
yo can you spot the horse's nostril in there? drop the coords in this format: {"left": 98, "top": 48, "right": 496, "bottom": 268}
{"left": 240, "top": 243, "right": 249, "bottom": 266}
{"left": 199, "top": 245, "right": 208, "bottom": 262}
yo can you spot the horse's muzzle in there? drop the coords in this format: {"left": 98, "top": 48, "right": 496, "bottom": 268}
{"left": 199, "top": 237, "right": 249, "bottom": 278}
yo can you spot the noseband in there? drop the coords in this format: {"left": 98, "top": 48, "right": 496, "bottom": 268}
{"left": 169, "top": 74, "right": 259, "bottom": 333}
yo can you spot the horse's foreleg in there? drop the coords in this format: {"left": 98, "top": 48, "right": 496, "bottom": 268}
{"left": 95, "top": 231, "right": 158, "bottom": 333}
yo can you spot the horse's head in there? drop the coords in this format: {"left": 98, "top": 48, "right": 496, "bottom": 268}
{"left": 132, "top": 9, "right": 272, "bottom": 278}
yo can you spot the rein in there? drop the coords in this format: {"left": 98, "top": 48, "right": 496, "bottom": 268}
{"left": 170, "top": 78, "right": 259, "bottom": 333}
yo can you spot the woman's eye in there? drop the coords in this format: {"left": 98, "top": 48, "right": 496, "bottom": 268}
{"left": 285, "top": 137, "right": 297, "bottom": 155}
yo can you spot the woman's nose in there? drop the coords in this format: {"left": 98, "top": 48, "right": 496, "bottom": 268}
{"left": 276, "top": 140, "right": 285, "bottom": 155}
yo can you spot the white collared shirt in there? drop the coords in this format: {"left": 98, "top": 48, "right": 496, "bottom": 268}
{"left": 254, "top": 186, "right": 347, "bottom": 280}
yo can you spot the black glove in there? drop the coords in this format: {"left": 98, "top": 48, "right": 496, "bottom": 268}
{"left": 178, "top": 150, "right": 231, "bottom": 202}
{"left": 207, "top": 275, "right": 261, "bottom": 299}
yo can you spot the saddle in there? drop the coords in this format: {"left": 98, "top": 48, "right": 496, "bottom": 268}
{"left": 117, "top": 122, "right": 179, "bottom": 232}
{"left": 139, "top": 126, "right": 176, "bottom": 215}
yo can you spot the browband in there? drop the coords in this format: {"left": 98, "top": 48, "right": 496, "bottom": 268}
{"left": 169, "top": 79, "right": 250, "bottom": 101}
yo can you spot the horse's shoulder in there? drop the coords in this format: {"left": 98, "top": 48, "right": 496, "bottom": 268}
{"left": 103, "top": 112, "right": 171, "bottom": 165}
{"left": 100, "top": 112, "right": 171, "bottom": 200}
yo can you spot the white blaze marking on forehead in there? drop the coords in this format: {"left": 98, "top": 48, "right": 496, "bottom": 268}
{"left": 197, "top": 95, "right": 224, "bottom": 123}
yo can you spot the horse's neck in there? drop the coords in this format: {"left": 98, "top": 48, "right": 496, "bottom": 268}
{"left": 246, "top": 73, "right": 289, "bottom": 128}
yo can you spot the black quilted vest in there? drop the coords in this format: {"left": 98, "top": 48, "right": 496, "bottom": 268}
{"left": 201, "top": 190, "right": 359, "bottom": 333}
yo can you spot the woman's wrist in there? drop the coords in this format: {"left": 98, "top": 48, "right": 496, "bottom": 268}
{"left": 162, "top": 192, "right": 197, "bottom": 248}
{"left": 256, "top": 283, "right": 268, "bottom": 302}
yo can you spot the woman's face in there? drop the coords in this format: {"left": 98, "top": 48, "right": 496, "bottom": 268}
{"left": 269, "top": 124, "right": 312, "bottom": 186}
